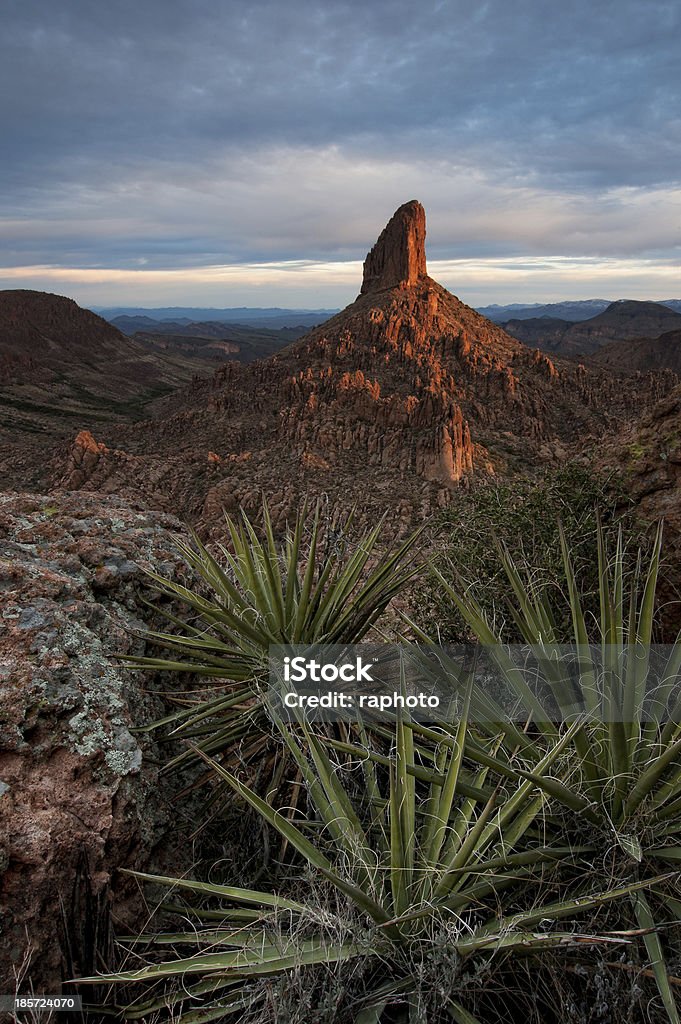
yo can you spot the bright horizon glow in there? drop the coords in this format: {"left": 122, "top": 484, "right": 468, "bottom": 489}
{"left": 1, "top": 255, "right": 680, "bottom": 310}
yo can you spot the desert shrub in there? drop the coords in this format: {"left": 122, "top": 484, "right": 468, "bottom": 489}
{"left": 414, "top": 462, "right": 642, "bottom": 643}
{"left": 80, "top": 700, "right": 664, "bottom": 1023}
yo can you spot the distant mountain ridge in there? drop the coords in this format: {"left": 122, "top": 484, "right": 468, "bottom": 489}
{"left": 479, "top": 298, "right": 681, "bottom": 323}
{"left": 502, "top": 300, "right": 681, "bottom": 358}
{"left": 98, "top": 301, "right": 681, "bottom": 329}
{"left": 97, "top": 306, "right": 339, "bottom": 330}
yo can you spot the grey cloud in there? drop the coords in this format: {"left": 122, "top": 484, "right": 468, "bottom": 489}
{"left": 1, "top": 0, "right": 680, "bottom": 279}
{"left": 3, "top": 0, "right": 680, "bottom": 182}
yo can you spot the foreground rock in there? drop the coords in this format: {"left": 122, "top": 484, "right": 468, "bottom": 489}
{"left": 0, "top": 492, "right": 192, "bottom": 992}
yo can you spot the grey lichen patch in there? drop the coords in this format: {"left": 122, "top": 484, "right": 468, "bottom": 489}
{"left": 68, "top": 711, "right": 110, "bottom": 757}
{"left": 66, "top": 652, "right": 144, "bottom": 776}
{"left": 105, "top": 748, "right": 143, "bottom": 774}
{"left": 68, "top": 705, "right": 145, "bottom": 776}
{"left": 67, "top": 680, "right": 145, "bottom": 775}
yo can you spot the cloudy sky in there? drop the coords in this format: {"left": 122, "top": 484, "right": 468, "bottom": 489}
{"left": 1, "top": 0, "right": 679, "bottom": 308}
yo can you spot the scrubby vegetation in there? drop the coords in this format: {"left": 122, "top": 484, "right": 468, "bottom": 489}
{"left": 414, "top": 463, "right": 645, "bottom": 643}
{"left": 77, "top": 498, "right": 681, "bottom": 1023}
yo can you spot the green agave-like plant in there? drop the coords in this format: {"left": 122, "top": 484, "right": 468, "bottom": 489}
{"left": 412, "top": 519, "right": 681, "bottom": 1021}
{"left": 130, "top": 499, "right": 426, "bottom": 786}
{"left": 84, "top": 505, "right": 681, "bottom": 1021}
{"left": 78, "top": 694, "right": 667, "bottom": 1023}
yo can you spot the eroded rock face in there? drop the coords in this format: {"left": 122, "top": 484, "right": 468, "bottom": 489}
{"left": 360, "top": 200, "right": 428, "bottom": 295}
{"left": 0, "top": 492, "right": 192, "bottom": 991}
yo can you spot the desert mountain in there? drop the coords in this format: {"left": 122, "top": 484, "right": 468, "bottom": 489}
{"left": 53, "top": 202, "right": 677, "bottom": 533}
{"left": 481, "top": 299, "right": 681, "bottom": 323}
{"left": 0, "top": 289, "right": 198, "bottom": 387}
{"left": 497, "top": 316, "right": 574, "bottom": 352}
{"left": 0, "top": 289, "right": 215, "bottom": 489}
{"left": 504, "top": 300, "right": 681, "bottom": 357}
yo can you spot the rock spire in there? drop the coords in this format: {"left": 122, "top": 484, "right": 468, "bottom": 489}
{"left": 360, "top": 200, "right": 427, "bottom": 295}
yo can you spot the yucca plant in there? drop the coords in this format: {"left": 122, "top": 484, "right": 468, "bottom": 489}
{"left": 129, "top": 499, "right": 425, "bottom": 791}
{"left": 413, "top": 519, "right": 681, "bottom": 1021}
{"left": 78, "top": 696, "right": 666, "bottom": 1023}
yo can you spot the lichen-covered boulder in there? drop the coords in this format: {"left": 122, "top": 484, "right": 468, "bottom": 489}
{"left": 0, "top": 492, "right": 194, "bottom": 992}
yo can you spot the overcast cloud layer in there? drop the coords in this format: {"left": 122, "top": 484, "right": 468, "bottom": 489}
{"left": 1, "top": 0, "right": 679, "bottom": 306}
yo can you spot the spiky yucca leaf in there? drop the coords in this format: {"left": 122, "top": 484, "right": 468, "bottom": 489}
{"left": 434, "top": 518, "right": 681, "bottom": 1018}
{"left": 128, "top": 498, "right": 425, "bottom": 787}
{"left": 80, "top": 708, "right": 652, "bottom": 1022}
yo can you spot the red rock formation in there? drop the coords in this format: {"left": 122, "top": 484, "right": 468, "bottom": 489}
{"left": 360, "top": 200, "right": 428, "bottom": 294}
{"left": 63, "top": 430, "right": 110, "bottom": 488}
{"left": 51, "top": 202, "right": 678, "bottom": 534}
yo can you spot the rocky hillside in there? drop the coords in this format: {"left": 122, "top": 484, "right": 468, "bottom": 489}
{"left": 593, "top": 329, "right": 681, "bottom": 375}
{"left": 0, "top": 290, "right": 216, "bottom": 491}
{"left": 51, "top": 202, "right": 677, "bottom": 534}
{"left": 498, "top": 316, "right": 577, "bottom": 351}
{"left": 0, "top": 289, "right": 204, "bottom": 391}
{"left": 596, "top": 385, "right": 681, "bottom": 639}
{"left": 131, "top": 319, "right": 305, "bottom": 364}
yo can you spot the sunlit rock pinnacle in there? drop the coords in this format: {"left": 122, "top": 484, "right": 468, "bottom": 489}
{"left": 360, "top": 200, "right": 428, "bottom": 295}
